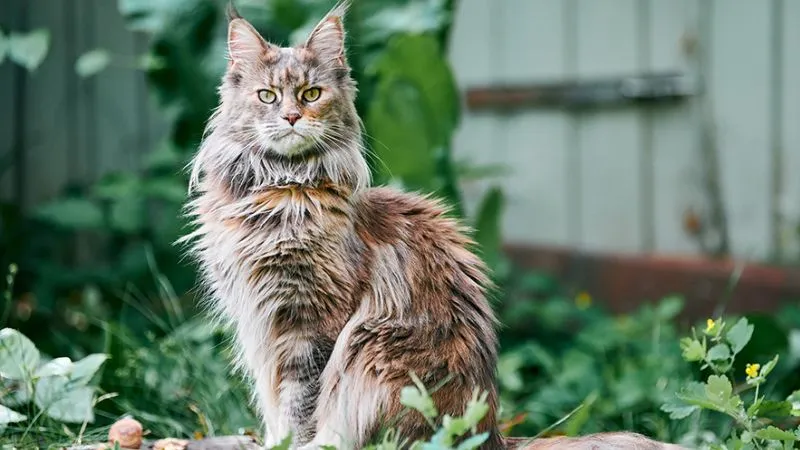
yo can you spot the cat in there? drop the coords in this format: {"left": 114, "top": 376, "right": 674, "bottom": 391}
{"left": 182, "top": 2, "right": 687, "bottom": 449}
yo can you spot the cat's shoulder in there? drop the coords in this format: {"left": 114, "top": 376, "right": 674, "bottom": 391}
{"left": 357, "top": 186, "right": 453, "bottom": 219}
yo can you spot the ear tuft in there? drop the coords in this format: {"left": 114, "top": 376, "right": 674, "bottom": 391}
{"left": 228, "top": 18, "right": 270, "bottom": 64}
{"left": 304, "top": 0, "right": 350, "bottom": 66}
{"left": 226, "top": 0, "right": 243, "bottom": 22}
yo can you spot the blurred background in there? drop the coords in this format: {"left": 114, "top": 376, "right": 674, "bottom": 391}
{"left": 1, "top": 0, "right": 799, "bottom": 447}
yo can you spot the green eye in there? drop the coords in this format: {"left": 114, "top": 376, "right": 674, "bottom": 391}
{"left": 302, "top": 87, "right": 321, "bottom": 102}
{"left": 257, "top": 89, "right": 277, "bottom": 104}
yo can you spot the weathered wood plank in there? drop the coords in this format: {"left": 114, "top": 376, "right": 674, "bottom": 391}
{"left": 448, "top": 0, "right": 499, "bottom": 220}
{"left": 22, "top": 0, "right": 70, "bottom": 207}
{"left": 574, "top": 0, "right": 644, "bottom": 252}
{"left": 780, "top": 0, "right": 800, "bottom": 258}
{"left": 495, "top": 0, "right": 571, "bottom": 245}
{"left": 649, "top": 0, "right": 701, "bottom": 255}
{"left": 710, "top": 0, "right": 773, "bottom": 259}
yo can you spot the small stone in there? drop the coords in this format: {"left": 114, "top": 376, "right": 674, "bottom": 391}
{"left": 153, "top": 438, "right": 190, "bottom": 450}
{"left": 108, "top": 417, "right": 143, "bottom": 449}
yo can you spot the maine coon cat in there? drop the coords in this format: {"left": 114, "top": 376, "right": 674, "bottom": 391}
{"left": 182, "top": 2, "right": 686, "bottom": 449}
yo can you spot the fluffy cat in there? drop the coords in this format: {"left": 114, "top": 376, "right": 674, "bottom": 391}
{"left": 182, "top": 2, "right": 686, "bottom": 450}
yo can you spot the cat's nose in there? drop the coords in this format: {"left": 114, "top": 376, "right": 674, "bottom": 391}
{"left": 283, "top": 112, "right": 302, "bottom": 126}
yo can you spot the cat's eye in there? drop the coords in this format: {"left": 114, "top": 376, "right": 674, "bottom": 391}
{"left": 257, "top": 89, "right": 277, "bottom": 104}
{"left": 302, "top": 87, "right": 321, "bottom": 103}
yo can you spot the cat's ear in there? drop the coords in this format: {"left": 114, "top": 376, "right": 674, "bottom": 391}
{"left": 304, "top": 1, "right": 349, "bottom": 66}
{"left": 227, "top": 15, "right": 273, "bottom": 65}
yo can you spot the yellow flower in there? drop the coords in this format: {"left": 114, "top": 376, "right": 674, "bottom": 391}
{"left": 575, "top": 291, "right": 592, "bottom": 310}
{"left": 746, "top": 363, "right": 760, "bottom": 379}
{"left": 705, "top": 318, "right": 716, "bottom": 333}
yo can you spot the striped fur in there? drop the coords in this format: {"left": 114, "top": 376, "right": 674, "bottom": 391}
{"left": 182, "top": 2, "right": 686, "bottom": 450}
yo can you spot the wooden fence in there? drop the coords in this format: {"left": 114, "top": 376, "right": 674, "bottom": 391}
{"left": 2, "top": 0, "right": 799, "bottom": 262}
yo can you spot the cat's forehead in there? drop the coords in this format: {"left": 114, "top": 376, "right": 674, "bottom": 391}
{"left": 260, "top": 47, "right": 320, "bottom": 85}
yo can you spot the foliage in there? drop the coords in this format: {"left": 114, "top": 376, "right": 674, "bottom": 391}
{"left": 0, "top": 328, "right": 108, "bottom": 443}
{"left": 663, "top": 317, "right": 800, "bottom": 449}
{"left": 0, "top": 27, "right": 51, "bottom": 71}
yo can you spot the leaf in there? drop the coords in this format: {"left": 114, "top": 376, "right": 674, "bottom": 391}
{"left": 0, "top": 29, "right": 8, "bottom": 65}
{"left": 661, "top": 395, "right": 699, "bottom": 420}
{"left": 110, "top": 196, "right": 146, "bottom": 233}
{"left": 707, "top": 343, "right": 732, "bottom": 361}
{"left": 70, "top": 353, "right": 109, "bottom": 385}
{"left": 0, "top": 328, "right": 41, "bottom": 380}
{"left": 267, "top": 433, "right": 293, "bottom": 450}
{"left": 366, "top": 34, "right": 459, "bottom": 190}
{"left": 655, "top": 295, "right": 684, "bottom": 320}
{"left": 400, "top": 385, "right": 437, "bottom": 421}
{"left": 676, "top": 381, "right": 725, "bottom": 412}
{"left": 760, "top": 354, "right": 780, "bottom": 378}
{"left": 34, "top": 198, "right": 104, "bottom": 230}
{"left": 43, "top": 386, "right": 95, "bottom": 423}
{"left": 727, "top": 317, "right": 754, "bottom": 355}
{"left": 455, "top": 432, "right": 490, "bottom": 450}
{"left": 472, "top": 187, "right": 504, "bottom": 271}
{"left": 680, "top": 337, "right": 706, "bottom": 362}
{"left": 34, "top": 357, "right": 73, "bottom": 378}
{"left": 75, "top": 49, "right": 111, "bottom": 77}
{"left": 0, "top": 404, "right": 26, "bottom": 424}
{"left": 753, "top": 426, "right": 799, "bottom": 442}
{"left": 751, "top": 400, "right": 793, "bottom": 420}
{"left": 8, "top": 29, "right": 50, "bottom": 71}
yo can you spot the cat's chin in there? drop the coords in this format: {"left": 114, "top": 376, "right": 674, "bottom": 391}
{"left": 268, "top": 133, "right": 317, "bottom": 158}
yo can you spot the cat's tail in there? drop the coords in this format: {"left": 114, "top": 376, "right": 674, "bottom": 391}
{"left": 503, "top": 432, "right": 689, "bottom": 450}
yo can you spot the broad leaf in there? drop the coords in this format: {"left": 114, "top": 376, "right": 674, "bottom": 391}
{"left": 727, "top": 317, "right": 754, "bottom": 354}
{"left": 707, "top": 343, "right": 731, "bottom": 361}
{"left": 0, "top": 29, "right": 7, "bottom": 65}
{"left": 680, "top": 337, "right": 705, "bottom": 362}
{"left": 44, "top": 386, "right": 95, "bottom": 423}
{"left": 34, "top": 357, "right": 73, "bottom": 378}
{"left": 661, "top": 395, "right": 699, "bottom": 419}
{"left": 8, "top": 29, "right": 50, "bottom": 71}
{"left": 0, "top": 404, "right": 26, "bottom": 424}
{"left": 754, "top": 426, "right": 799, "bottom": 442}
{"left": 75, "top": 49, "right": 111, "bottom": 77}
{"left": 0, "top": 328, "right": 41, "bottom": 380}
{"left": 69, "top": 353, "right": 109, "bottom": 385}
{"left": 472, "top": 187, "right": 504, "bottom": 271}
{"left": 367, "top": 34, "right": 459, "bottom": 190}
{"left": 750, "top": 400, "right": 793, "bottom": 420}
{"left": 35, "top": 198, "right": 104, "bottom": 230}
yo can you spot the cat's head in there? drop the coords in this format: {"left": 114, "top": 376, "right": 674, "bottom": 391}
{"left": 191, "top": 1, "right": 369, "bottom": 194}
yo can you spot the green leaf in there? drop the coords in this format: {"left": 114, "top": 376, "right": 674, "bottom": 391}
{"left": 727, "top": 317, "right": 754, "bottom": 354}
{"left": 0, "top": 29, "right": 8, "bottom": 65}
{"left": 70, "top": 353, "right": 109, "bottom": 385}
{"left": 760, "top": 354, "right": 780, "bottom": 378}
{"left": 655, "top": 295, "right": 684, "bottom": 320}
{"left": 43, "top": 386, "right": 95, "bottom": 423}
{"left": 676, "top": 381, "right": 725, "bottom": 412}
{"left": 34, "top": 357, "right": 73, "bottom": 378}
{"left": 400, "top": 385, "right": 438, "bottom": 421}
{"left": 753, "top": 426, "right": 799, "bottom": 442}
{"left": 110, "top": 196, "right": 146, "bottom": 233}
{"left": 0, "top": 404, "right": 27, "bottom": 424}
{"left": 455, "top": 432, "right": 490, "bottom": 450}
{"left": 472, "top": 187, "right": 504, "bottom": 271}
{"left": 366, "top": 34, "right": 459, "bottom": 190}
{"left": 0, "top": 328, "right": 41, "bottom": 380}
{"left": 707, "top": 343, "right": 732, "bottom": 361}
{"left": 34, "top": 198, "right": 104, "bottom": 230}
{"left": 680, "top": 337, "right": 706, "bottom": 362}
{"left": 751, "top": 400, "right": 793, "bottom": 420}
{"left": 75, "top": 48, "right": 111, "bottom": 77}
{"left": 267, "top": 433, "right": 293, "bottom": 450}
{"left": 8, "top": 29, "right": 50, "bottom": 71}
{"left": 705, "top": 375, "right": 733, "bottom": 404}
{"left": 660, "top": 396, "right": 699, "bottom": 420}
{"left": 143, "top": 177, "right": 187, "bottom": 203}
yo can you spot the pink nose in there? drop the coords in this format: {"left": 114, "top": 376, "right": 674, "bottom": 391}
{"left": 283, "top": 112, "right": 301, "bottom": 126}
